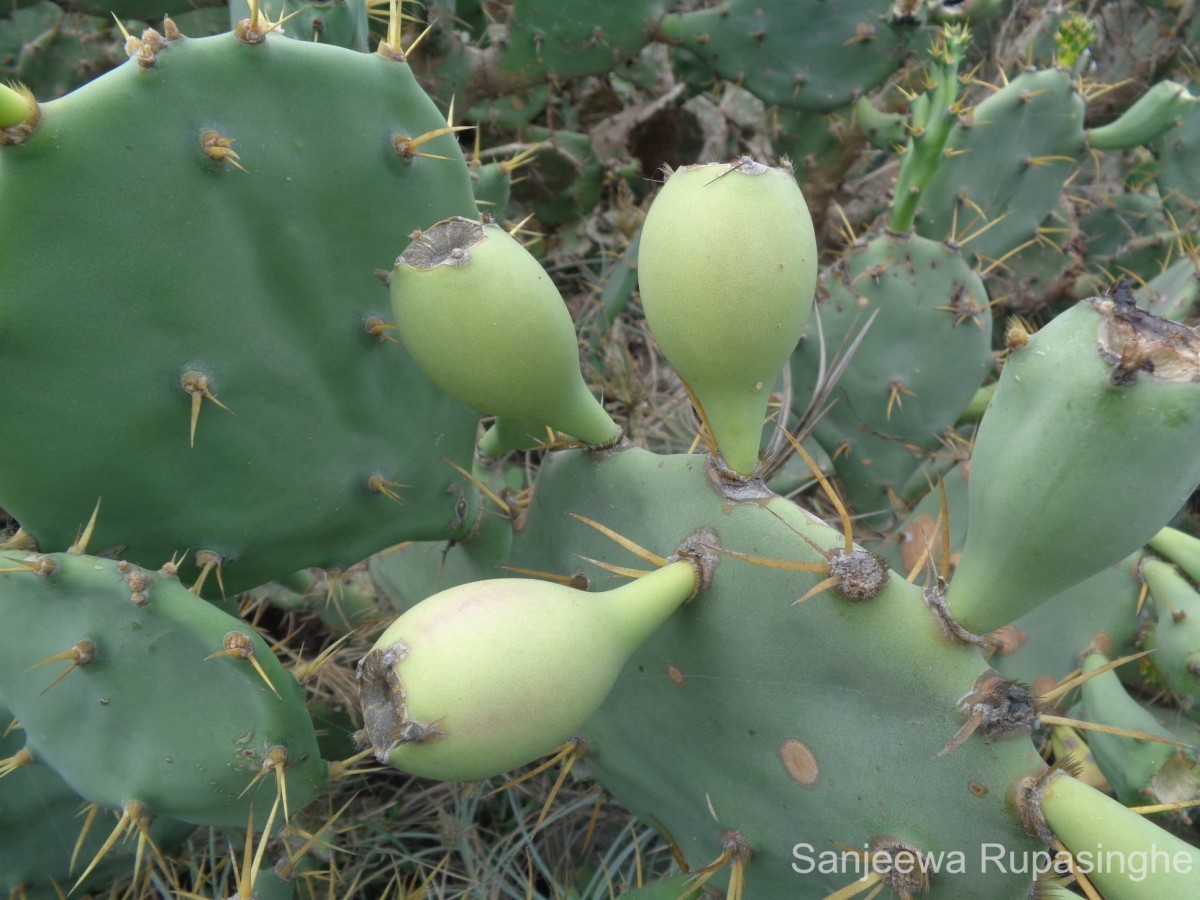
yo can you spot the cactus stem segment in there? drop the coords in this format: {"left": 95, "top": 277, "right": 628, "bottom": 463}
{"left": 181, "top": 371, "right": 234, "bottom": 447}
{"left": 24, "top": 639, "right": 96, "bottom": 695}
{"left": 204, "top": 632, "right": 281, "bottom": 699}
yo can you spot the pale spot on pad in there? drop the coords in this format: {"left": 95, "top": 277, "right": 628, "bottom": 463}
{"left": 668, "top": 664, "right": 685, "bottom": 686}
{"left": 780, "top": 738, "right": 819, "bottom": 786}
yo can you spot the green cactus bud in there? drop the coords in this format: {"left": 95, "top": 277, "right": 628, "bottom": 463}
{"left": 390, "top": 216, "right": 622, "bottom": 451}
{"left": 357, "top": 557, "right": 704, "bottom": 781}
{"left": 946, "top": 287, "right": 1200, "bottom": 636}
{"left": 637, "top": 158, "right": 818, "bottom": 475}
{"left": 0, "top": 82, "right": 29, "bottom": 128}
{"left": 0, "top": 82, "right": 36, "bottom": 136}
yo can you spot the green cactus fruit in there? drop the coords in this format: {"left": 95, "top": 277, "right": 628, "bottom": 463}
{"left": 389, "top": 216, "right": 622, "bottom": 453}
{"left": 0, "top": 81, "right": 32, "bottom": 127}
{"left": 637, "top": 158, "right": 818, "bottom": 475}
{"left": 0, "top": 550, "right": 327, "bottom": 828}
{"left": 945, "top": 288, "right": 1200, "bottom": 637}
{"left": 357, "top": 556, "right": 703, "bottom": 781}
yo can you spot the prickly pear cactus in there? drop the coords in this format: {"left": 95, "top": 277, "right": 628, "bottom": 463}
{"left": 4, "top": 2, "right": 1200, "bottom": 896}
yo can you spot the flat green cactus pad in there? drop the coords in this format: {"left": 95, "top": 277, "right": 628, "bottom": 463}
{"left": 0, "top": 30, "right": 482, "bottom": 592}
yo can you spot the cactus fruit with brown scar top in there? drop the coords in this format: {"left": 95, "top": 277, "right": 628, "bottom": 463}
{"left": 389, "top": 216, "right": 623, "bottom": 455}
{"left": 637, "top": 157, "right": 818, "bottom": 476}
{"left": 946, "top": 288, "right": 1200, "bottom": 637}
{"left": 358, "top": 538, "right": 711, "bottom": 782}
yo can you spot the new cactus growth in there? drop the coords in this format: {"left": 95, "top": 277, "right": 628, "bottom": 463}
{"left": 637, "top": 157, "right": 818, "bottom": 476}
{"left": 358, "top": 539, "right": 711, "bottom": 782}
{"left": 389, "top": 216, "right": 624, "bottom": 455}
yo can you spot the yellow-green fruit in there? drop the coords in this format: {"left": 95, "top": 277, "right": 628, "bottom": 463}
{"left": 0, "top": 82, "right": 34, "bottom": 131}
{"left": 637, "top": 159, "right": 818, "bottom": 475}
{"left": 390, "top": 217, "right": 621, "bottom": 449}
{"left": 356, "top": 561, "right": 698, "bottom": 781}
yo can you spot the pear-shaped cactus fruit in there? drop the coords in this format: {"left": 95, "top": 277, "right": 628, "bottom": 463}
{"left": 0, "top": 82, "right": 37, "bottom": 141}
{"left": 637, "top": 158, "right": 818, "bottom": 475}
{"left": 356, "top": 553, "right": 707, "bottom": 781}
{"left": 0, "top": 82, "right": 31, "bottom": 128}
{"left": 390, "top": 217, "right": 622, "bottom": 452}
{"left": 946, "top": 288, "right": 1200, "bottom": 636}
